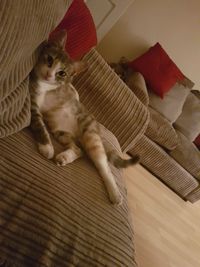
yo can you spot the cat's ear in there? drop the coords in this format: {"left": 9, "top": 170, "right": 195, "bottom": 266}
{"left": 49, "top": 29, "right": 67, "bottom": 48}
{"left": 71, "top": 61, "right": 88, "bottom": 76}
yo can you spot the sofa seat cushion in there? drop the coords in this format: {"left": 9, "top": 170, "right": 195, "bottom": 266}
{"left": 169, "top": 130, "right": 200, "bottom": 180}
{"left": 146, "top": 107, "right": 178, "bottom": 150}
{"left": 0, "top": 127, "right": 137, "bottom": 267}
{"left": 74, "top": 49, "right": 149, "bottom": 153}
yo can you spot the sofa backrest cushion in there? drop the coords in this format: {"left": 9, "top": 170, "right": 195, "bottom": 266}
{"left": 125, "top": 72, "right": 149, "bottom": 106}
{"left": 169, "top": 130, "right": 200, "bottom": 179}
{"left": 149, "top": 80, "right": 193, "bottom": 123}
{"left": 174, "top": 92, "right": 200, "bottom": 142}
{"left": 146, "top": 107, "right": 178, "bottom": 150}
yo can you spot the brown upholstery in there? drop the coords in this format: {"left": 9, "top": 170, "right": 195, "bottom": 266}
{"left": 126, "top": 73, "right": 200, "bottom": 203}
{"left": 0, "top": 127, "right": 138, "bottom": 267}
{"left": 74, "top": 50, "right": 149, "bottom": 152}
{"left": 0, "top": 0, "right": 72, "bottom": 138}
{"left": 129, "top": 136, "right": 198, "bottom": 198}
{"left": 146, "top": 107, "right": 178, "bottom": 150}
{"left": 0, "top": 1, "right": 151, "bottom": 265}
{"left": 169, "top": 130, "right": 200, "bottom": 180}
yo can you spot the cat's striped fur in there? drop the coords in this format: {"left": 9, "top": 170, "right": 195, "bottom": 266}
{"left": 30, "top": 31, "right": 139, "bottom": 205}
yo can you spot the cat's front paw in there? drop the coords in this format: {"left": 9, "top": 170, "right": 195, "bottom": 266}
{"left": 38, "top": 143, "right": 54, "bottom": 159}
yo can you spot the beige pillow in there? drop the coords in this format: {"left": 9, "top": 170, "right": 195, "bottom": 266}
{"left": 149, "top": 80, "right": 192, "bottom": 123}
{"left": 174, "top": 93, "right": 200, "bottom": 142}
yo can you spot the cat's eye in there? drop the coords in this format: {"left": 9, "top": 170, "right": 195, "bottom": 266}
{"left": 47, "top": 55, "right": 53, "bottom": 67}
{"left": 58, "top": 71, "right": 66, "bottom": 77}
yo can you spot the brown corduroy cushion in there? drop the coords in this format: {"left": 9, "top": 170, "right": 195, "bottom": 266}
{"left": 146, "top": 107, "right": 179, "bottom": 150}
{"left": 0, "top": 0, "right": 72, "bottom": 138}
{"left": 125, "top": 72, "right": 149, "bottom": 106}
{"left": 74, "top": 50, "right": 150, "bottom": 152}
{"left": 174, "top": 93, "right": 200, "bottom": 142}
{"left": 169, "top": 130, "right": 200, "bottom": 180}
{"left": 129, "top": 135, "right": 198, "bottom": 198}
{"left": 0, "top": 127, "right": 138, "bottom": 267}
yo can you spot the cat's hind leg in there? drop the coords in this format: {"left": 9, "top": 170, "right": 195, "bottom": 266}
{"left": 30, "top": 107, "right": 54, "bottom": 159}
{"left": 80, "top": 131, "right": 122, "bottom": 205}
{"left": 53, "top": 131, "right": 82, "bottom": 166}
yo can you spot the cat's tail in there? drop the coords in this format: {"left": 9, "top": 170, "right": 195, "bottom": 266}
{"left": 107, "top": 150, "right": 140, "bottom": 168}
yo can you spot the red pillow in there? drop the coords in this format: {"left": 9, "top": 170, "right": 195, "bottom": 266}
{"left": 128, "top": 43, "right": 185, "bottom": 98}
{"left": 194, "top": 134, "right": 200, "bottom": 149}
{"left": 49, "top": 0, "right": 97, "bottom": 60}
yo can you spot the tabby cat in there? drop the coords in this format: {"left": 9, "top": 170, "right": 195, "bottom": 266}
{"left": 30, "top": 30, "right": 139, "bottom": 205}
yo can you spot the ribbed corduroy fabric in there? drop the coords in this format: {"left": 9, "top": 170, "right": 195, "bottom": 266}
{"left": 169, "top": 130, "right": 200, "bottom": 180}
{"left": 146, "top": 107, "right": 178, "bottom": 150}
{"left": 74, "top": 49, "right": 150, "bottom": 153}
{"left": 0, "top": 126, "right": 138, "bottom": 267}
{"left": 130, "top": 135, "right": 198, "bottom": 198}
{"left": 124, "top": 72, "right": 200, "bottom": 202}
{"left": 186, "top": 186, "right": 200, "bottom": 203}
{"left": 125, "top": 72, "right": 149, "bottom": 107}
{"left": 0, "top": 0, "right": 72, "bottom": 138}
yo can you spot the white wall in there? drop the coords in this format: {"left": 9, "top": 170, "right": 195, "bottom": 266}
{"left": 97, "top": 0, "right": 200, "bottom": 89}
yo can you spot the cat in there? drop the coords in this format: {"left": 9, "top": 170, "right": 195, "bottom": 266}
{"left": 29, "top": 30, "right": 139, "bottom": 205}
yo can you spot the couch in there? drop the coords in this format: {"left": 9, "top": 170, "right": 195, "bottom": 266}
{"left": 0, "top": 1, "right": 149, "bottom": 266}
{"left": 124, "top": 72, "right": 200, "bottom": 203}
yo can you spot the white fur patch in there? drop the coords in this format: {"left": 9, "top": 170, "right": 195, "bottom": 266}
{"left": 38, "top": 143, "right": 54, "bottom": 159}
{"left": 56, "top": 149, "right": 81, "bottom": 166}
{"left": 35, "top": 81, "right": 59, "bottom": 109}
{"left": 35, "top": 92, "right": 46, "bottom": 109}
{"left": 51, "top": 107, "right": 78, "bottom": 134}
{"left": 107, "top": 183, "right": 123, "bottom": 206}
{"left": 37, "top": 81, "right": 58, "bottom": 93}
{"left": 95, "top": 156, "right": 123, "bottom": 205}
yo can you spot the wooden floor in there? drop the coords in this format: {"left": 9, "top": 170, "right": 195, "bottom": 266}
{"left": 124, "top": 164, "right": 200, "bottom": 267}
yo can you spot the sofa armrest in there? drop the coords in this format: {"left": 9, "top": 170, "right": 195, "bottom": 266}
{"left": 125, "top": 72, "right": 149, "bottom": 107}
{"left": 74, "top": 49, "right": 149, "bottom": 152}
